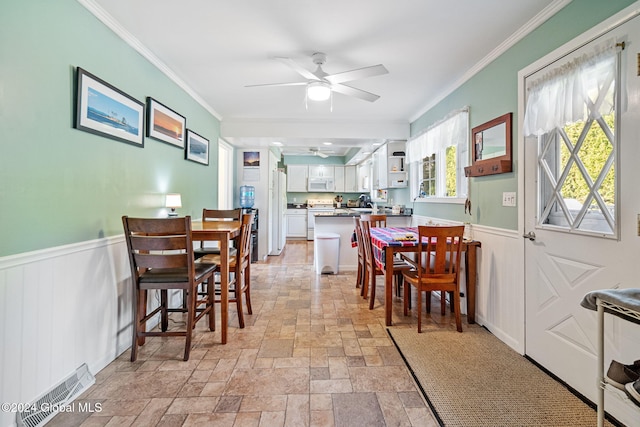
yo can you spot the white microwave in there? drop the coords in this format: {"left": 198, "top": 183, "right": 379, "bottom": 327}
{"left": 308, "top": 177, "right": 334, "bottom": 192}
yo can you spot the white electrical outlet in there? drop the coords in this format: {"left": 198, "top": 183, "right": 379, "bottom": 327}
{"left": 502, "top": 192, "right": 516, "bottom": 207}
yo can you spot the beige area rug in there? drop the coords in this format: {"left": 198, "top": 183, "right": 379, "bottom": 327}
{"left": 388, "top": 325, "right": 616, "bottom": 427}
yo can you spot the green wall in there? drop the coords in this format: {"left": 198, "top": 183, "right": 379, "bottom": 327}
{"left": 409, "top": 0, "right": 635, "bottom": 229}
{"left": 0, "top": 0, "right": 221, "bottom": 257}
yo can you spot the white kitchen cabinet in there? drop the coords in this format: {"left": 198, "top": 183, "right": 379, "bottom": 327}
{"left": 344, "top": 165, "right": 357, "bottom": 192}
{"left": 287, "top": 165, "right": 308, "bottom": 192}
{"left": 387, "top": 140, "right": 408, "bottom": 188}
{"left": 357, "top": 162, "right": 371, "bottom": 192}
{"left": 308, "top": 165, "right": 335, "bottom": 179}
{"left": 286, "top": 209, "right": 308, "bottom": 237}
{"left": 334, "top": 166, "right": 345, "bottom": 192}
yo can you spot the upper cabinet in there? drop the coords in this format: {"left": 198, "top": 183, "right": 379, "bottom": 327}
{"left": 387, "top": 141, "right": 407, "bottom": 188}
{"left": 287, "top": 165, "right": 308, "bottom": 192}
{"left": 308, "top": 165, "right": 335, "bottom": 179}
{"left": 464, "top": 113, "right": 512, "bottom": 177}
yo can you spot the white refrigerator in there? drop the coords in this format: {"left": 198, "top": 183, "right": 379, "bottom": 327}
{"left": 268, "top": 169, "right": 287, "bottom": 255}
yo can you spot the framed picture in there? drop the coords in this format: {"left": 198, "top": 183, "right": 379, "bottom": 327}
{"left": 75, "top": 67, "right": 144, "bottom": 147}
{"left": 185, "top": 129, "right": 209, "bottom": 165}
{"left": 243, "top": 151, "right": 260, "bottom": 167}
{"left": 146, "top": 97, "right": 186, "bottom": 148}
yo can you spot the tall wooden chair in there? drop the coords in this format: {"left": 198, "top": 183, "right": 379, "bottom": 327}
{"left": 354, "top": 217, "right": 367, "bottom": 294}
{"left": 122, "top": 216, "right": 217, "bottom": 361}
{"left": 194, "top": 208, "right": 242, "bottom": 259}
{"left": 360, "top": 213, "right": 387, "bottom": 227}
{"left": 402, "top": 225, "right": 465, "bottom": 333}
{"left": 360, "top": 219, "right": 413, "bottom": 310}
{"left": 199, "top": 213, "right": 254, "bottom": 328}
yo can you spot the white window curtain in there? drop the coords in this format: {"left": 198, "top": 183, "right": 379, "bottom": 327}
{"left": 407, "top": 107, "right": 469, "bottom": 198}
{"left": 407, "top": 107, "right": 469, "bottom": 163}
{"left": 523, "top": 39, "right": 618, "bottom": 137}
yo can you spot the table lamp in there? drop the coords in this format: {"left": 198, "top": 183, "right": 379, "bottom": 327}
{"left": 165, "top": 193, "right": 182, "bottom": 217}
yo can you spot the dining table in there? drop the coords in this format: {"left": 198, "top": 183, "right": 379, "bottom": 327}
{"left": 191, "top": 219, "right": 241, "bottom": 344}
{"left": 369, "top": 226, "right": 481, "bottom": 327}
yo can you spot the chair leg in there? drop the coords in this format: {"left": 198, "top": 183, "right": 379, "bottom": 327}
{"left": 161, "top": 290, "right": 169, "bottom": 332}
{"left": 453, "top": 289, "right": 462, "bottom": 332}
{"left": 417, "top": 289, "right": 423, "bottom": 333}
{"left": 361, "top": 265, "right": 369, "bottom": 298}
{"left": 236, "top": 275, "right": 245, "bottom": 329}
{"left": 425, "top": 291, "right": 432, "bottom": 314}
{"left": 403, "top": 279, "right": 410, "bottom": 316}
{"left": 244, "top": 270, "right": 252, "bottom": 315}
{"left": 441, "top": 291, "right": 446, "bottom": 315}
{"left": 130, "top": 288, "right": 143, "bottom": 362}
{"left": 368, "top": 271, "right": 376, "bottom": 310}
{"left": 207, "top": 275, "right": 216, "bottom": 331}
{"left": 183, "top": 287, "right": 195, "bottom": 361}
{"left": 356, "top": 262, "right": 362, "bottom": 289}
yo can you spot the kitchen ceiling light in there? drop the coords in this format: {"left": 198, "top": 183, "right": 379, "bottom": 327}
{"left": 307, "top": 81, "right": 331, "bottom": 101}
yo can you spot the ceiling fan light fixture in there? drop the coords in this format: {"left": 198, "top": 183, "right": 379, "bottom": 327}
{"left": 307, "top": 81, "right": 331, "bottom": 101}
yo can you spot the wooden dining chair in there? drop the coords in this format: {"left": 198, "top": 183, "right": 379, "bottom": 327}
{"left": 360, "top": 213, "right": 408, "bottom": 298}
{"left": 360, "top": 213, "right": 387, "bottom": 227}
{"left": 402, "top": 225, "right": 465, "bottom": 333}
{"left": 199, "top": 213, "right": 253, "bottom": 328}
{"left": 353, "top": 217, "right": 367, "bottom": 294}
{"left": 360, "top": 219, "right": 413, "bottom": 310}
{"left": 122, "top": 216, "right": 217, "bottom": 361}
{"left": 194, "top": 208, "right": 242, "bottom": 259}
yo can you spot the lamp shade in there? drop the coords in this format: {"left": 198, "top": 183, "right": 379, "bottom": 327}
{"left": 165, "top": 193, "right": 182, "bottom": 208}
{"left": 307, "top": 81, "right": 331, "bottom": 101}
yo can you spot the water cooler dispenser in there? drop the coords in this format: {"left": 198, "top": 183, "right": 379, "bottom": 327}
{"left": 240, "top": 185, "right": 255, "bottom": 208}
{"left": 239, "top": 186, "right": 258, "bottom": 262}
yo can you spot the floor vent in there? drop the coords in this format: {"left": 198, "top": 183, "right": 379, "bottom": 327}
{"left": 17, "top": 363, "right": 95, "bottom": 427}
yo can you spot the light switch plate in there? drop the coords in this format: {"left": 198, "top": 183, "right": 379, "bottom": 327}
{"left": 502, "top": 192, "right": 516, "bottom": 207}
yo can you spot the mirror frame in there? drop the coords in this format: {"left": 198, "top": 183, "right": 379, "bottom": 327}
{"left": 464, "top": 112, "right": 512, "bottom": 177}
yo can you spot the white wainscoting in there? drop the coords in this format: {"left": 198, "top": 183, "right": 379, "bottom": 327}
{"left": 411, "top": 215, "right": 525, "bottom": 354}
{"left": 0, "top": 237, "right": 133, "bottom": 427}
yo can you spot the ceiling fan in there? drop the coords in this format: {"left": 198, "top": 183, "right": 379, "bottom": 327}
{"left": 309, "top": 147, "right": 329, "bottom": 158}
{"left": 246, "top": 52, "right": 388, "bottom": 103}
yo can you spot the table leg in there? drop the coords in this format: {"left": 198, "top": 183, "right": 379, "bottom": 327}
{"left": 220, "top": 237, "right": 229, "bottom": 344}
{"left": 465, "top": 244, "right": 477, "bottom": 324}
{"left": 385, "top": 248, "right": 394, "bottom": 326}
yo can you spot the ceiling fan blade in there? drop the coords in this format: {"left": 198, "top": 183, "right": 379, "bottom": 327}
{"left": 325, "top": 64, "right": 388, "bottom": 85}
{"left": 275, "top": 57, "right": 320, "bottom": 81}
{"left": 331, "top": 84, "right": 380, "bottom": 102}
{"left": 245, "top": 81, "right": 307, "bottom": 88}
{"left": 316, "top": 151, "right": 328, "bottom": 158}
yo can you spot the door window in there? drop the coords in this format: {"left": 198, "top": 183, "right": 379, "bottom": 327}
{"left": 524, "top": 40, "right": 620, "bottom": 237}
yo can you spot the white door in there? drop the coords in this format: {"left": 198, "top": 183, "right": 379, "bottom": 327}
{"left": 523, "top": 14, "right": 640, "bottom": 418}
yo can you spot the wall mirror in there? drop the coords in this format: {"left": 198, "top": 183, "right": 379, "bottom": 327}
{"left": 465, "top": 112, "right": 512, "bottom": 177}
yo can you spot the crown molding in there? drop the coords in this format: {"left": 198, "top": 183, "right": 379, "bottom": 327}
{"left": 77, "top": 0, "right": 223, "bottom": 121}
{"left": 409, "top": 0, "right": 573, "bottom": 123}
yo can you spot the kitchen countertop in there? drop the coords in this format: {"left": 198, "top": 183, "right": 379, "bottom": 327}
{"left": 287, "top": 203, "right": 307, "bottom": 209}
{"left": 313, "top": 208, "right": 412, "bottom": 217}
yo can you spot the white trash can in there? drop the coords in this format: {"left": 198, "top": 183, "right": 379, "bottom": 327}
{"left": 314, "top": 233, "right": 340, "bottom": 274}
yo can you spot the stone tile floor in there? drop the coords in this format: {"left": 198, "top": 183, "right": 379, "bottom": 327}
{"left": 49, "top": 241, "right": 458, "bottom": 426}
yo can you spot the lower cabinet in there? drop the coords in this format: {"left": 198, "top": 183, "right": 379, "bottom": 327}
{"left": 286, "top": 209, "right": 307, "bottom": 238}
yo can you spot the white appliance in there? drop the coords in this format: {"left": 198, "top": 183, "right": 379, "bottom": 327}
{"left": 268, "top": 169, "right": 287, "bottom": 255}
{"left": 307, "top": 198, "right": 335, "bottom": 240}
{"left": 308, "top": 177, "right": 335, "bottom": 192}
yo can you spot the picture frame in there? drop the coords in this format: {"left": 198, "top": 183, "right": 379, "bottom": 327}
{"left": 185, "top": 129, "right": 209, "bottom": 165}
{"left": 146, "top": 97, "right": 186, "bottom": 148}
{"left": 75, "top": 67, "right": 144, "bottom": 147}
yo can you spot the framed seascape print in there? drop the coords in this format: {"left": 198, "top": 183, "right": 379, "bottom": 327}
{"left": 146, "top": 97, "right": 186, "bottom": 148}
{"left": 185, "top": 129, "right": 209, "bottom": 165}
{"left": 75, "top": 67, "right": 145, "bottom": 147}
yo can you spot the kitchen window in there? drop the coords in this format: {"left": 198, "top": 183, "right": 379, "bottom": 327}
{"left": 408, "top": 107, "right": 469, "bottom": 201}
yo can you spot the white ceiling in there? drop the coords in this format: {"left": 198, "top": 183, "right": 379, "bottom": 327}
{"left": 86, "top": 0, "right": 564, "bottom": 161}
